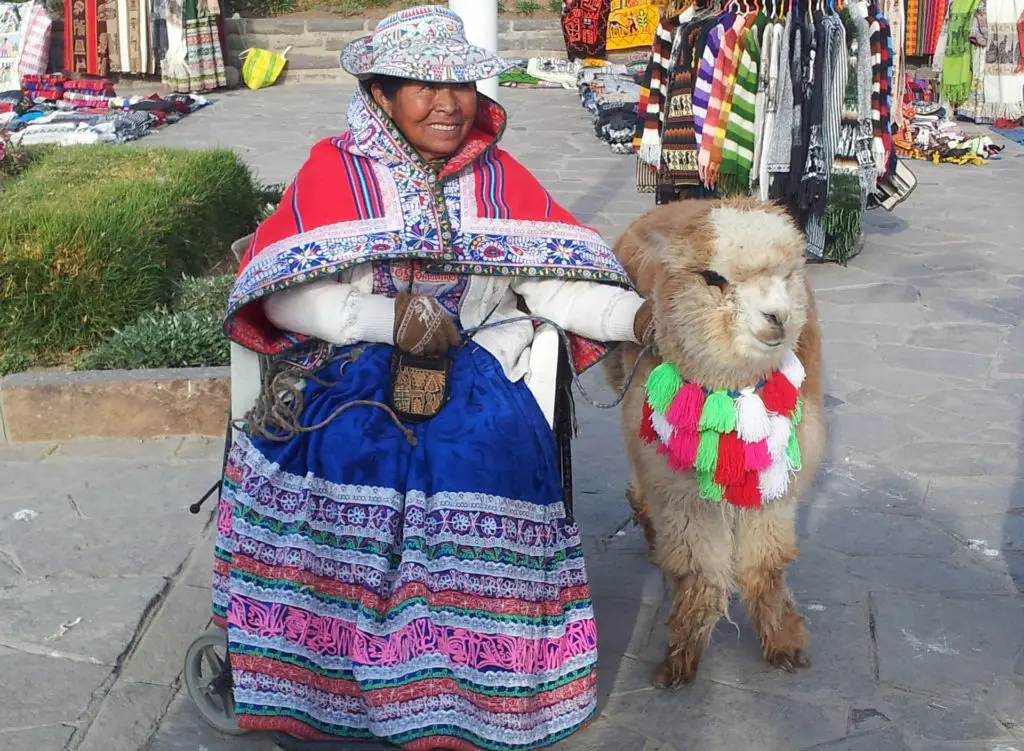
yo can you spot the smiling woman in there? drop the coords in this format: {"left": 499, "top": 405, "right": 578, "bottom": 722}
{"left": 368, "top": 75, "right": 479, "bottom": 164}
{"left": 211, "top": 5, "right": 658, "bottom": 751}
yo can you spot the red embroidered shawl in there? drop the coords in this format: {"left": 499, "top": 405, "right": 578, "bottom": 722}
{"left": 225, "top": 89, "right": 632, "bottom": 373}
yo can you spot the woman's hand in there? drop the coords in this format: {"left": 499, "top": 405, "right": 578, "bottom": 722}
{"left": 633, "top": 298, "right": 656, "bottom": 346}
{"left": 393, "top": 293, "right": 461, "bottom": 356}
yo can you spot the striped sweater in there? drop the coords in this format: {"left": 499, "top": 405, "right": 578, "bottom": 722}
{"left": 720, "top": 19, "right": 763, "bottom": 193}
{"left": 700, "top": 14, "right": 745, "bottom": 186}
{"left": 693, "top": 16, "right": 728, "bottom": 141}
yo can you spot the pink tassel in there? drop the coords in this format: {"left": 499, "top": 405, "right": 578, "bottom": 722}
{"left": 665, "top": 382, "right": 706, "bottom": 431}
{"left": 669, "top": 428, "right": 699, "bottom": 469}
{"left": 744, "top": 439, "right": 772, "bottom": 472}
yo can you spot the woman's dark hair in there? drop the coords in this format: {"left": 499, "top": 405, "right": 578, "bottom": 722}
{"left": 366, "top": 75, "right": 405, "bottom": 100}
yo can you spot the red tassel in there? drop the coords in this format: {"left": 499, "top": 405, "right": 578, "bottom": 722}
{"left": 761, "top": 372, "right": 799, "bottom": 416}
{"left": 656, "top": 443, "right": 669, "bottom": 456}
{"left": 727, "top": 471, "right": 763, "bottom": 509}
{"left": 714, "top": 432, "right": 746, "bottom": 486}
{"left": 640, "top": 401, "right": 657, "bottom": 444}
{"left": 723, "top": 478, "right": 745, "bottom": 506}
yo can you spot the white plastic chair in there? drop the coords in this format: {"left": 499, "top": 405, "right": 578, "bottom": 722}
{"left": 227, "top": 237, "right": 560, "bottom": 432}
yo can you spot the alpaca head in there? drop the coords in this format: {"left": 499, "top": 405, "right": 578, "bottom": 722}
{"left": 648, "top": 198, "right": 809, "bottom": 389}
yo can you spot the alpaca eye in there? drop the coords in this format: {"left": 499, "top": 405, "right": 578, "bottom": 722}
{"left": 700, "top": 270, "right": 728, "bottom": 289}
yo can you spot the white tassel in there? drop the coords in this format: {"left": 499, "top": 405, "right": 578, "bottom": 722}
{"left": 651, "top": 410, "right": 674, "bottom": 444}
{"left": 759, "top": 461, "right": 791, "bottom": 501}
{"left": 766, "top": 414, "right": 792, "bottom": 461}
{"left": 735, "top": 388, "right": 772, "bottom": 442}
{"left": 638, "top": 126, "right": 663, "bottom": 168}
{"left": 780, "top": 351, "right": 806, "bottom": 389}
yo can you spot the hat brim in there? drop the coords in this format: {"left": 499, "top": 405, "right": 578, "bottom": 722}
{"left": 340, "top": 35, "right": 512, "bottom": 83}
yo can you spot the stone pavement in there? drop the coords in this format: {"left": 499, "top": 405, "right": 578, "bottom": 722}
{"left": 2, "top": 85, "right": 1023, "bottom": 751}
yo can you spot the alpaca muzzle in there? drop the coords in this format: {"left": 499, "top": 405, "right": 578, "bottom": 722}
{"left": 756, "top": 310, "right": 788, "bottom": 346}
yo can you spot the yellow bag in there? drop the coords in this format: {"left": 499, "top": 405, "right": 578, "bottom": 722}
{"left": 240, "top": 46, "right": 291, "bottom": 90}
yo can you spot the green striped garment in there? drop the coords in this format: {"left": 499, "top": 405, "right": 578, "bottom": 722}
{"left": 719, "top": 26, "right": 760, "bottom": 194}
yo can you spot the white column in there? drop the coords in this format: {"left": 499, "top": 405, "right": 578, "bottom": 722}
{"left": 448, "top": 0, "right": 500, "bottom": 103}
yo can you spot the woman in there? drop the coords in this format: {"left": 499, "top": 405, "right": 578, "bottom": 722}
{"left": 214, "top": 6, "right": 653, "bottom": 750}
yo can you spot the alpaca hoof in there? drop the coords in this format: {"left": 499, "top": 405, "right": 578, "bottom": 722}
{"left": 652, "top": 651, "right": 699, "bottom": 688}
{"left": 766, "top": 648, "right": 810, "bottom": 672}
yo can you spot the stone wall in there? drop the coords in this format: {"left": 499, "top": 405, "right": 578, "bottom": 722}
{"left": 47, "top": 17, "right": 566, "bottom": 86}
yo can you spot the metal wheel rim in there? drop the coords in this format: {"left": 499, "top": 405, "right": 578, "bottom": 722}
{"left": 184, "top": 629, "right": 245, "bottom": 735}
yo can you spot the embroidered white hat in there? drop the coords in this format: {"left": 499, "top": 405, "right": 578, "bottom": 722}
{"left": 340, "top": 5, "right": 511, "bottom": 84}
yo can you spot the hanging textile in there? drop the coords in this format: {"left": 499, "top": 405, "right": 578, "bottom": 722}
{"left": 0, "top": 2, "right": 28, "bottom": 89}
{"left": 953, "top": 0, "right": 1023, "bottom": 121}
{"left": 104, "top": 0, "right": 120, "bottom": 71}
{"left": 607, "top": 0, "right": 669, "bottom": 52}
{"left": 152, "top": 0, "right": 169, "bottom": 73}
{"left": 562, "top": 0, "right": 611, "bottom": 59}
{"left": 1, "top": 1, "right": 50, "bottom": 88}
{"left": 883, "top": 0, "right": 905, "bottom": 125}
{"left": 111, "top": 0, "right": 153, "bottom": 74}
{"left": 906, "top": 0, "right": 921, "bottom": 51}
{"left": 941, "top": 0, "right": 982, "bottom": 104}
{"left": 631, "top": 0, "right": 913, "bottom": 263}
{"left": 161, "top": 0, "right": 225, "bottom": 93}
{"left": 63, "top": 0, "right": 109, "bottom": 76}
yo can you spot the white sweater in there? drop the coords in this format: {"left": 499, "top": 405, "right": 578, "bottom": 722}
{"left": 263, "top": 263, "right": 644, "bottom": 382}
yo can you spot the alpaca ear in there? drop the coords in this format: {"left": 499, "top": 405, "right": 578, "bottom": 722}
{"left": 613, "top": 202, "right": 715, "bottom": 295}
{"left": 643, "top": 201, "right": 716, "bottom": 274}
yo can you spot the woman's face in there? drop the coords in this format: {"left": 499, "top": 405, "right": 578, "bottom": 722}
{"left": 371, "top": 81, "right": 478, "bottom": 163}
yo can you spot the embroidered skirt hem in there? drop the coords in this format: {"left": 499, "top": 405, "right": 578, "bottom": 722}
{"left": 212, "top": 345, "right": 599, "bottom": 751}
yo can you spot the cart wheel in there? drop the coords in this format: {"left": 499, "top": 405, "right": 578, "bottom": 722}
{"left": 184, "top": 627, "right": 246, "bottom": 735}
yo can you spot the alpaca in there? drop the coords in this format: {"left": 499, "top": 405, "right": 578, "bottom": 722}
{"left": 603, "top": 197, "right": 826, "bottom": 688}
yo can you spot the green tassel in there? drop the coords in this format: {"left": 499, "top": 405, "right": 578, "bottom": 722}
{"left": 697, "top": 471, "right": 723, "bottom": 502}
{"left": 646, "top": 363, "right": 681, "bottom": 414}
{"left": 698, "top": 389, "right": 736, "bottom": 433}
{"left": 793, "top": 399, "right": 803, "bottom": 425}
{"left": 695, "top": 430, "right": 720, "bottom": 474}
{"left": 786, "top": 430, "right": 802, "bottom": 471}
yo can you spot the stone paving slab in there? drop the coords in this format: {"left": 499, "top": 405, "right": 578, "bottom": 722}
{"left": 2, "top": 87, "right": 1023, "bottom": 750}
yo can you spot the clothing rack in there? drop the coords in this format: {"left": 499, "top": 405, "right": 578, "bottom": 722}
{"left": 634, "top": 0, "right": 915, "bottom": 263}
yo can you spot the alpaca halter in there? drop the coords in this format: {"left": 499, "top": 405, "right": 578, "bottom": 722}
{"left": 640, "top": 351, "right": 805, "bottom": 510}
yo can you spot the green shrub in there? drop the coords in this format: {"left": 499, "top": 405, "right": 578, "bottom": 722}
{"left": 0, "top": 351, "right": 30, "bottom": 376}
{"left": 173, "top": 274, "right": 234, "bottom": 316}
{"left": 515, "top": 0, "right": 541, "bottom": 14}
{"left": 0, "top": 146, "right": 261, "bottom": 362}
{"left": 76, "top": 310, "right": 229, "bottom": 371}
{"left": 223, "top": 0, "right": 296, "bottom": 16}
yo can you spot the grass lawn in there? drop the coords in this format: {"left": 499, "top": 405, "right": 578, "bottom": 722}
{"left": 0, "top": 145, "right": 266, "bottom": 373}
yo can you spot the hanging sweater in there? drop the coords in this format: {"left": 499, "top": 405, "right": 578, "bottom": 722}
{"left": 767, "top": 11, "right": 795, "bottom": 175}
{"left": 699, "top": 13, "right": 742, "bottom": 185}
{"left": 635, "top": 14, "right": 683, "bottom": 167}
{"left": 720, "top": 17, "right": 763, "bottom": 193}
{"left": 751, "top": 20, "right": 773, "bottom": 194}
{"left": 693, "top": 16, "right": 729, "bottom": 143}
{"left": 708, "top": 14, "right": 751, "bottom": 187}
{"left": 662, "top": 21, "right": 704, "bottom": 186}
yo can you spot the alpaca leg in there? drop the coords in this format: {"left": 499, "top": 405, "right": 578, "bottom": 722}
{"left": 651, "top": 503, "right": 734, "bottom": 688}
{"left": 625, "top": 475, "right": 657, "bottom": 556}
{"left": 735, "top": 501, "right": 809, "bottom": 671}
